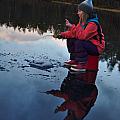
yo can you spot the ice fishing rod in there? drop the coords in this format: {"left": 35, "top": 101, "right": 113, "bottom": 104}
{"left": 38, "top": 90, "right": 57, "bottom": 94}
{"left": 38, "top": 34, "right": 65, "bottom": 40}
{"left": 38, "top": 90, "right": 52, "bottom": 94}
{"left": 38, "top": 34, "right": 54, "bottom": 39}
{"left": 39, "top": 91, "right": 48, "bottom": 94}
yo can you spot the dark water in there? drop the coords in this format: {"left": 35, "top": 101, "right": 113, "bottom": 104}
{"left": 0, "top": 1, "right": 120, "bottom": 120}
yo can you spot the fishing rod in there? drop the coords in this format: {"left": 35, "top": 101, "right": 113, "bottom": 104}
{"left": 38, "top": 89, "right": 58, "bottom": 94}
{"left": 38, "top": 90, "right": 52, "bottom": 94}
{"left": 38, "top": 34, "right": 65, "bottom": 40}
{"left": 38, "top": 34, "right": 54, "bottom": 39}
{"left": 37, "top": 90, "right": 49, "bottom": 93}
{"left": 39, "top": 91, "right": 49, "bottom": 94}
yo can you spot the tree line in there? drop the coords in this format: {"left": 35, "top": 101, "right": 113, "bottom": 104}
{"left": 48, "top": 0, "right": 120, "bottom": 9}
{"left": 0, "top": 0, "right": 120, "bottom": 9}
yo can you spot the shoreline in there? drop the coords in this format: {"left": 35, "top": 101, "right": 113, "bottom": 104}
{"left": 52, "top": 1, "right": 120, "bottom": 13}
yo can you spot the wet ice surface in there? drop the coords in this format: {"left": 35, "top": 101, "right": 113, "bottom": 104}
{"left": 0, "top": 28, "right": 120, "bottom": 120}
{"left": 0, "top": 29, "right": 68, "bottom": 120}
{"left": 85, "top": 62, "right": 120, "bottom": 120}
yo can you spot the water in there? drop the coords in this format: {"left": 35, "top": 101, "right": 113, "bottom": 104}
{"left": 0, "top": 1, "right": 120, "bottom": 120}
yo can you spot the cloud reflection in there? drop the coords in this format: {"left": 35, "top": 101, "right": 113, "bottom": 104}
{"left": 0, "top": 25, "right": 66, "bottom": 47}
{"left": 0, "top": 25, "right": 42, "bottom": 44}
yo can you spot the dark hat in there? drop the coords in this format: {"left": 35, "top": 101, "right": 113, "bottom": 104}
{"left": 78, "top": 0, "right": 93, "bottom": 14}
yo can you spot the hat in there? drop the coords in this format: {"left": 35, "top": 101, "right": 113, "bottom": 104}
{"left": 78, "top": 0, "right": 93, "bottom": 14}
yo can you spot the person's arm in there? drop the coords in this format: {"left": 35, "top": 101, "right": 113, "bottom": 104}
{"left": 60, "top": 22, "right": 84, "bottom": 38}
{"left": 60, "top": 24, "right": 76, "bottom": 38}
{"left": 60, "top": 19, "right": 75, "bottom": 38}
{"left": 74, "top": 22, "right": 98, "bottom": 40}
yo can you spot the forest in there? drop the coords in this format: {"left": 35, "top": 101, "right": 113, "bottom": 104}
{"left": 0, "top": 0, "right": 120, "bottom": 9}
{"left": 51, "top": 0, "right": 120, "bottom": 9}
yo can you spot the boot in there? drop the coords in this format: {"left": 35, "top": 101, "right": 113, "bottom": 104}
{"left": 70, "top": 63, "right": 87, "bottom": 72}
{"left": 64, "top": 60, "right": 78, "bottom": 67}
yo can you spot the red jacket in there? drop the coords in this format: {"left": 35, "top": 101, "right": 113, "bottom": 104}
{"left": 61, "top": 22, "right": 105, "bottom": 54}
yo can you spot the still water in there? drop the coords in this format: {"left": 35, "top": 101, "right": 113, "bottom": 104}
{"left": 0, "top": 1, "right": 120, "bottom": 120}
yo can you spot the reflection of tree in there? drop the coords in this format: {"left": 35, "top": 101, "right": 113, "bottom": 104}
{"left": 101, "top": 29, "right": 120, "bottom": 71}
{"left": 97, "top": 9, "right": 120, "bottom": 71}
{"left": 0, "top": 0, "right": 78, "bottom": 33}
{"left": 107, "top": 57, "right": 117, "bottom": 72}
{"left": 101, "top": 41, "right": 120, "bottom": 71}
{"left": 0, "top": 0, "right": 120, "bottom": 71}
{"left": 118, "top": 63, "right": 120, "bottom": 71}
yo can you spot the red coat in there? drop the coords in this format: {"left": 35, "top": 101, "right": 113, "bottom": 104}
{"left": 61, "top": 22, "right": 105, "bottom": 54}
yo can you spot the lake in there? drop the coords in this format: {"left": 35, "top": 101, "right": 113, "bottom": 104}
{"left": 0, "top": 1, "right": 120, "bottom": 120}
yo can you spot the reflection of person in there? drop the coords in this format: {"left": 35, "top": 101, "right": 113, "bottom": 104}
{"left": 46, "top": 71, "right": 98, "bottom": 120}
{"left": 59, "top": 0, "right": 105, "bottom": 72}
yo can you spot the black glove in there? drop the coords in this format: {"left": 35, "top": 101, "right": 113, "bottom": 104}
{"left": 53, "top": 34, "right": 63, "bottom": 39}
{"left": 45, "top": 89, "right": 57, "bottom": 94}
{"left": 54, "top": 106, "right": 60, "bottom": 113}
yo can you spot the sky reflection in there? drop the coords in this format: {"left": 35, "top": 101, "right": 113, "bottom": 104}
{"left": 0, "top": 25, "right": 67, "bottom": 47}
{"left": 0, "top": 25, "right": 42, "bottom": 43}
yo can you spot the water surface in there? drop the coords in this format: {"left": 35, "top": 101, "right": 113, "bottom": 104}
{"left": 0, "top": 1, "right": 120, "bottom": 120}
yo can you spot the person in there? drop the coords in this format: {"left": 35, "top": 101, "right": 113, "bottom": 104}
{"left": 57, "top": 0, "right": 105, "bottom": 72}
{"left": 46, "top": 71, "right": 98, "bottom": 120}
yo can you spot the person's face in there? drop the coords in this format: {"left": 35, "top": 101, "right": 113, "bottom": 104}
{"left": 77, "top": 10, "right": 84, "bottom": 18}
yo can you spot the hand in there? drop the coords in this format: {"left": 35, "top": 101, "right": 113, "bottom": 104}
{"left": 46, "top": 90, "right": 56, "bottom": 94}
{"left": 54, "top": 106, "right": 60, "bottom": 113}
{"left": 53, "top": 34, "right": 63, "bottom": 39}
{"left": 65, "top": 19, "right": 72, "bottom": 28}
